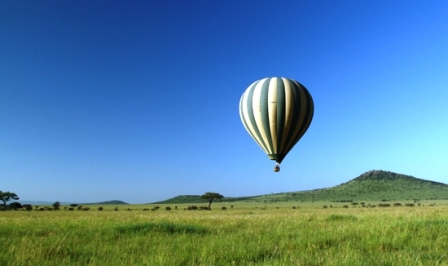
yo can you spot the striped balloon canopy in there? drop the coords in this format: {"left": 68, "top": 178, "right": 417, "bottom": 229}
{"left": 239, "top": 77, "right": 314, "bottom": 172}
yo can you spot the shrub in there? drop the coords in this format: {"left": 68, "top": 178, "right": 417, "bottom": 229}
{"left": 98, "top": 206, "right": 103, "bottom": 211}
{"left": 23, "top": 204, "right": 32, "bottom": 211}
{"left": 165, "top": 206, "right": 171, "bottom": 211}
{"left": 221, "top": 206, "right": 227, "bottom": 210}
{"left": 9, "top": 202, "right": 22, "bottom": 210}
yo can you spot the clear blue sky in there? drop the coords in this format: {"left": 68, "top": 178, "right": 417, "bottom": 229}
{"left": 2, "top": 1, "right": 448, "bottom": 203}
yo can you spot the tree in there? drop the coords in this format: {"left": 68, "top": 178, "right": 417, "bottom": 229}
{"left": 53, "top": 201, "right": 61, "bottom": 210}
{"left": 200, "top": 192, "right": 224, "bottom": 210}
{"left": 0, "top": 191, "right": 19, "bottom": 211}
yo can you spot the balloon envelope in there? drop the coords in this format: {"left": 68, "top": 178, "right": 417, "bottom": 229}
{"left": 239, "top": 77, "right": 314, "bottom": 165}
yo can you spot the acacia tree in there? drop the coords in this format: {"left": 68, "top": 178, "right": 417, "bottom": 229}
{"left": 53, "top": 201, "right": 61, "bottom": 210}
{"left": 201, "top": 192, "right": 223, "bottom": 210}
{"left": 0, "top": 191, "right": 19, "bottom": 211}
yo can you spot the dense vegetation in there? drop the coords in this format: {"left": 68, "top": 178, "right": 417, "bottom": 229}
{"left": 156, "top": 170, "right": 448, "bottom": 204}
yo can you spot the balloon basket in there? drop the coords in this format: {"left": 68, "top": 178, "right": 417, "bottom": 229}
{"left": 274, "top": 165, "right": 280, "bottom": 172}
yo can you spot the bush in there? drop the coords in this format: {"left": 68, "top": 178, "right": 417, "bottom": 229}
{"left": 98, "top": 206, "right": 103, "bottom": 211}
{"left": 9, "top": 202, "right": 22, "bottom": 210}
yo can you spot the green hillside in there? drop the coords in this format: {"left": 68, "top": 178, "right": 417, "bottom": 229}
{"left": 155, "top": 170, "right": 448, "bottom": 203}
{"left": 152, "top": 195, "right": 202, "bottom": 204}
{"left": 152, "top": 195, "right": 254, "bottom": 204}
{"left": 252, "top": 170, "right": 448, "bottom": 203}
{"left": 84, "top": 200, "right": 128, "bottom": 205}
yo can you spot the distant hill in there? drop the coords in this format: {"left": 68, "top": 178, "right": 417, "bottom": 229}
{"left": 152, "top": 195, "right": 202, "bottom": 204}
{"left": 152, "top": 195, "right": 254, "bottom": 204}
{"left": 153, "top": 170, "right": 448, "bottom": 203}
{"left": 84, "top": 200, "right": 128, "bottom": 205}
{"left": 251, "top": 170, "right": 448, "bottom": 203}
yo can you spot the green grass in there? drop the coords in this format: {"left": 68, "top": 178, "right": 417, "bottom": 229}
{"left": 1, "top": 203, "right": 448, "bottom": 265}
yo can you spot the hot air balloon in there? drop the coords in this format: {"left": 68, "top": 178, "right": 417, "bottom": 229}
{"left": 239, "top": 77, "right": 314, "bottom": 172}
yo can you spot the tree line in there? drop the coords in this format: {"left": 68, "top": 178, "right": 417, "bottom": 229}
{"left": 1, "top": 191, "right": 224, "bottom": 211}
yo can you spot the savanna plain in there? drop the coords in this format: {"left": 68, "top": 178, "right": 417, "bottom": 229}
{"left": 2, "top": 201, "right": 448, "bottom": 266}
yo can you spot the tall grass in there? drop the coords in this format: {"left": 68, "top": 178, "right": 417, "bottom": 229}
{"left": 1, "top": 205, "right": 447, "bottom": 265}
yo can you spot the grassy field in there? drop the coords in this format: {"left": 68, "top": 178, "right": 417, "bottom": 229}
{"left": 2, "top": 202, "right": 448, "bottom": 265}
